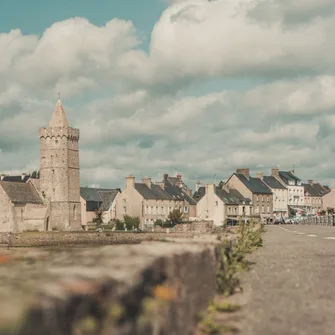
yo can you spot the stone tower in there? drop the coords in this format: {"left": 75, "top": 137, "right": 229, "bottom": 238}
{"left": 39, "top": 99, "right": 81, "bottom": 230}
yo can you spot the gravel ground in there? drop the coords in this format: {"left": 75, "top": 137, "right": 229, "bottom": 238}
{"left": 222, "top": 225, "right": 335, "bottom": 335}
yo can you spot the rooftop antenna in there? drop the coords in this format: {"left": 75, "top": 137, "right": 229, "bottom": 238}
{"left": 58, "top": 92, "right": 61, "bottom": 100}
{"left": 214, "top": 173, "right": 217, "bottom": 185}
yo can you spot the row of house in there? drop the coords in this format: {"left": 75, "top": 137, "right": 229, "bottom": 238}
{"left": 0, "top": 168, "right": 332, "bottom": 229}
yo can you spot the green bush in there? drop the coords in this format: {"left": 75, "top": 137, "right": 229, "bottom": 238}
{"left": 115, "top": 219, "right": 125, "bottom": 231}
{"left": 123, "top": 215, "right": 140, "bottom": 230}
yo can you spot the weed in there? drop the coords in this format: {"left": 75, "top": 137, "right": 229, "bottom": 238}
{"left": 216, "top": 220, "right": 264, "bottom": 296}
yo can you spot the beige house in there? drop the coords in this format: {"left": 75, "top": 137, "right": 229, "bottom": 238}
{"left": 0, "top": 181, "right": 48, "bottom": 232}
{"left": 194, "top": 182, "right": 252, "bottom": 226}
{"left": 302, "top": 180, "right": 329, "bottom": 214}
{"left": 162, "top": 174, "right": 197, "bottom": 219}
{"left": 115, "top": 176, "right": 185, "bottom": 228}
{"left": 226, "top": 168, "right": 273, "bottom": 219}
{"left": 80, "top": 187, "right": 120, "bottom": 225}
{"left": 323, "top": 187, "right": 335, "bottom": 211}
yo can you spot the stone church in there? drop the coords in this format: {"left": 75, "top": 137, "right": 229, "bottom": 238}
{"left": 0, "top": 99, "right": 81, "bottom": 232}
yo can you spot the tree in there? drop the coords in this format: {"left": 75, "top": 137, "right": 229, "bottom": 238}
{"left": 168, "top": 209, "right": 184, "bottom": 225}
{"left": 327, "top": 207, "right": 335, "bottom": 215}
{"left": 94, "top": 207, "right": 104, "bottom": 225}
{"left": 319, "top": 210, "right": 326, "bottom": 216}
{"left": 123, "top": 215, "right": 140, "bottom": 230}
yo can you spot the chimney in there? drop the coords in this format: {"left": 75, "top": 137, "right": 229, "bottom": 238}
{"left": 236, "top": 168, "right": 249, "bottom": 179}
{"left": 176, "top": 173, "right": 182, "bottom": 180}
{"left": 155, "top": 181, "right": 165, "bottom": 189}
{"left": 0, "top": 174, "right": 5, "bottom": 181}
{"left": 196, "top": 180, "right": 201, "bottom": 192}
{"left": 21, "top": 173, "right": 26, "bottom": 180}
{"left": 142, "top": 177, "right": 152, "bottom": 189}
{"left": 256, "top": 172, "right": 263, "bottom": 179}
{"left": 271, "top": 168, "right": 279, "bottom": 177}
{"left": 205, "top": 184, "right": 215, "bottom": 194}
{"left": 164, "top": 173, "right": 168, "bottom": 182}
{"left": 308, "top": 180, "right": 313, "bottom": 185}
{"left": 221, "top": 182, "right": 230, "bottom": 193}
{"left": 126, "top": 175, "right": 135, "bottom": 189}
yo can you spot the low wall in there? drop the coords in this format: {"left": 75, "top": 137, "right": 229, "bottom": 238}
{"left": 298, "top": 215, "right": 335, "bottom": 226}
{"left": 0, "top": 237, "right": 221, "bottom": 335}
{"left": 0, "top": 231, "right": 195, "bottom": 248}
{"left": 153, "top": 221, "right": 214, "bottom": 234}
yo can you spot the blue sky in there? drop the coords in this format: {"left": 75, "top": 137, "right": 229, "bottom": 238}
{"left": 0, "top": 0, "right": 165, "bottom": 44}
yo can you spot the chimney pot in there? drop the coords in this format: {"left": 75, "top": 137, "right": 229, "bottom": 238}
{"left": 21, "top": 173, "right": 26, "bottom": 180}
{"left": 308, "top": 180, "right": 313, "bottom": 185}
{"left": 256, "top": 172, "right": 263, "bottom": 179}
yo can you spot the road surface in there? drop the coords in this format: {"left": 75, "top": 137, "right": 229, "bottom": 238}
{"left": 234, "top": 225, "right": 335, "bottom": 335}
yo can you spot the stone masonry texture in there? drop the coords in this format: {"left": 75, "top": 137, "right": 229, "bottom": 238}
{"left": 39, "top": 101, "right": 81, "bottom": 231}
{"left": 0, "top": 236, "right": 220, "bottom": 335}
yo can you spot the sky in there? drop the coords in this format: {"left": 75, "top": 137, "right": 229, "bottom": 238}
{"left": 1, "top": 0, "right": 335, "bottom": 190}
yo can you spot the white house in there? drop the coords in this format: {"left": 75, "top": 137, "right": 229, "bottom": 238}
{"left": 194, "top": 183, "right": 252, "bottom": 226}
{"left": 259, "top": 173, "right": 288, "bottom": 218}
{"left": 271, "top": 168, "right": 305, "bottom": 215}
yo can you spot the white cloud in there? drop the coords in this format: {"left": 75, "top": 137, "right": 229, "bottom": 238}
{"left": 1, "top": 0, "right": 335, "bottom": 189}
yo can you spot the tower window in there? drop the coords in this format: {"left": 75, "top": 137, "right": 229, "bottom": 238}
{"left": 55, "top": 140, "right": 59, "bottom": 145}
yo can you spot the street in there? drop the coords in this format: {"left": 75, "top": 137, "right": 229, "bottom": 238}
{"left": 232, "top": 225, "right": 335, "bottom": 335}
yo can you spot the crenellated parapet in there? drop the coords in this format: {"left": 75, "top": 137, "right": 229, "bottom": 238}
{"left": 39, "top": 127, "right": 80, "bottom": 141}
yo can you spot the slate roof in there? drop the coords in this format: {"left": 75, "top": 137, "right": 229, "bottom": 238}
{"left": 164, "top": 185, "right": 197, "bottom": 205}
{"left": 303, "top": 183, "right": 330, "bottom": 197}
{"left": 262, "top": 176, "right": 286, "bottom": 190}
{"left": 1, "top": 175, "right": 33, "bottom": 183}
{"left": 134, "top": 183, "right": 172, "bottom": 200}
{"left": 234, "top": 174, "right": 272, "bottom": 194}
{"left": 0, "top": 181, "right": 43, "bottom": 204}
{"left": 278, "top": 171, "right": 301, "bottom": 185}
{"left": 193, "top": 186, "right": 250, "bottom": 205}
{"left": 80, "top": 187, "right": 120, "bottom": 211}
{"left": 163, "top": 175, "right": 197, "bottom": 205}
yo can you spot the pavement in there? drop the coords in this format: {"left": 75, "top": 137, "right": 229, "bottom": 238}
{"left": 230, "top": 225, "right": 335, "bottom": 335}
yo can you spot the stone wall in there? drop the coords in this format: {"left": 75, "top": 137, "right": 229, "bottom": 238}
{"left": 153, "top": 221, "right": 214, "bottom": 233}
{"left": 0, "top": 237, "right": 221, "bottom": 335}
{"left": 0, "top": 231, "right": 195, "bottom": 247}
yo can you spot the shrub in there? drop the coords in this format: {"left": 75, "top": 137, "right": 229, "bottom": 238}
{"left": 154, "top": 219, "right": 164, "bottom": 227}
{"left": 123, "top": 215, "right": 140, "bottom": 230}
{"left": 115, "top": 219, "right": 125, "bottom": 231}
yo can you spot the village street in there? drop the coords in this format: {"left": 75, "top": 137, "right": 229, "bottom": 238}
{"left": 231, "top": 225, "right": 335, "bottom": 335}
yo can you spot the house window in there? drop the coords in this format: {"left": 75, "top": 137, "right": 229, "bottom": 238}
{"left": 151, "top": 206, "right": 154, "bottom": 214}
{"left": 161, "top": 206, "right": 164, "bottom": 214}
{"left": 123, "top": 206, "right": 126, "bottom": 214}
{"left": 156, "top": 206, "right": 159, "bottom": 214}
{"left": 215, "top": 201, "right": 218, "bottom": 206}
{"left": 145, "top": 218, "right": 149, "bottom": 225}
{"left": 184, "top": 206, "right": 188, "bottom": 213}
{"left": 145, "top": 206, "right": 148, "bottom": 215}
{"left": 262, "top": 206, "right": 264, "bottom": 213}
{"left": 267, "top": 206, "right": 270, "bottom": 213}
{"left": 242, "top": 206, "right": 245, "bottom": 214}
{"left": 122, "top": 199, "right": 126, "bottom": 206}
